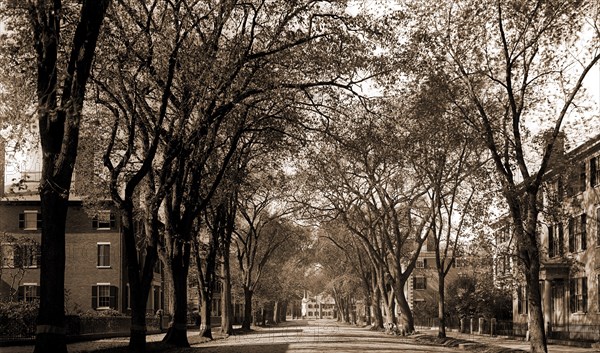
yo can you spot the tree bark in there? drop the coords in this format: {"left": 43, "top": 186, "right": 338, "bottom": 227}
{"left": 220, "top": 251, "right": 233, "bottom": 335}
{"left": 30, "top": 2, "right": 110, "bottom": 352}
{"left": 437, "top": 271, "right": 446, "bottom": 338}
{"left": 198, "top": 287, "right": 212, "bottom": 339}
{"left": 162, "top": 243, "right": 191, "bottom": 347}
{"left": 242, "top": 287, "right": 253, "bottom": 330}
{"left": 395, "top": 284, "right": 414, "bottom": 333}
{"left": 371, "top": 275, "right": 383, "bottom": 330}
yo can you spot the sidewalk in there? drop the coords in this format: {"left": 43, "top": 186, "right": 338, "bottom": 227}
{"left": 435, "top": 329, "right": 599, "bottom": 352}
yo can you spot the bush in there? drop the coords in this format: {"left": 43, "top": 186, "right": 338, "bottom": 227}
{"left": 0, "top": 301, "right": 38, "bottom": 337}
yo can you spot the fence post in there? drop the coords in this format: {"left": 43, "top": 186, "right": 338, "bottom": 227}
{"left": 478, "top": 317, "right": 484, "bottom": 335}
{"left": 491, "top": 318, "right": 496, "bottom": 336}
{"left": 460, "top": 318, "right": 466, "bottom": 333}
{"left": 470, "top": 318, "right": 474, "bottom": 334}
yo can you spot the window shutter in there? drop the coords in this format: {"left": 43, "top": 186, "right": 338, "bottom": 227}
{"left": 92, "top": 286, "right": 98, "bottom": 310}
{"left": 548, "top": 225, "right": 554, "bottom": 257}
{"left": 35, "top": 285, "right": 40, "bottom": 299}
{"left": 423, "top": 277, "right": 427, "bottom": 288}
{"left": 92, "top": 216, "right": 98, "bottom": 229}
{"left": 569, "top": 280, "right": 576, "bottom": 313}
{"left": 591, "top": 158, "right": 597, "bottom": 187}
{"left": 582, "top": 278, "right": 588, "bottom": 312}
{"left": 558, "top": 223, "right": 564, "bottom": 256}
{"left": 18, "top": 213, "right": 25, "bottom": 229}
{"left": 14, "top": 245, "right": 23, "bottom": 268}
{"left": 423, "top": 259, "right": 428, "bottom": 268}
{"left": 17, "top": 286, "right": 24, "bottom": 301}
{"left": 35, "top": 245, "right": 41, "bottom": 267}
{"left": 581, "top": 214, "right": 587, "bottom": 250}
{"left": 110, "top": 286, "right": 118, "bottom": 310}
{"left": 412, "top": 277, "right": 416, "bottom": 290}
{"left": 568, "top": 219, "right": 575, "bottom": 252}
{"left": 109, "top": 213, "right": 116, "bottom": 229}
{"left": 36, "top": 212, "right": 42, "bottom": 230}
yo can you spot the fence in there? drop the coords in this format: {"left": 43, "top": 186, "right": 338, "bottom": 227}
{"left": 0, "top": 315, "right": 170, "bottom": 343}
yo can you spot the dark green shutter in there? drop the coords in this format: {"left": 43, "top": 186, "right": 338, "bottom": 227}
{"left": 92, "top": 286, "right": 98, "bottom": 310}
{"left": 35, "top": 285, "right": 40, "bottom": 299}
{"left": 109, "top": 213, "right": 116, "bottom": 229}
{"left": 423, "top": 259, "right": 427, "bottom": 268}
{"left": 36, "top": 212, "right": 42, "bottom": 230}
{"left": 110, "top": 286, "right": 118, "bottom": 311}
{"left": 18, "top": 213, "right": 25, "bottom": 229}
{"left": 92, "top": 216, "right": 98, "bottom": 229}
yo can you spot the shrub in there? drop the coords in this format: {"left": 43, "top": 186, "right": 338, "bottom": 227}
{"left": 0, "top": 301, "right": 38, "bottom": 338}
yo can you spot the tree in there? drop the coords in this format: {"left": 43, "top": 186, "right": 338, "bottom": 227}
{"left": 234, "top": 168, "right": 297, "bottom": 330}
{"left": 406, "top": 86, "right": 489, "bottom": 338}
{"left": 22, "top": 2, "right": 111, "bottom": 352}
{"left": 406, "top": 1, "right": 600, "bottom": 351}
{"left": 304, "top": 106, "right": 435, "bottom": 333}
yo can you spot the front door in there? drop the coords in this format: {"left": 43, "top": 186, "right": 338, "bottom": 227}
{"left": 551, "top": 282, "right": 566, "bottom": 329}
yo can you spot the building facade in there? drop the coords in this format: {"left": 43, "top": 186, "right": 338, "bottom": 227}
{"left": 0, "top": 139, "right": 164, "bottom": 314}
{"left": 511, "top": 134, "right": 600, "bottom": 341}
{"left": 301, "top": 291, "right": 336, "bottom": 319}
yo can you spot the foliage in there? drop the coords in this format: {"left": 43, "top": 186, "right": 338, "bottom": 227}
{"left": 445, "top": 274, "right": 512, "bottom": 322}
{"left": 0, "top": 300, "right": 38, "bottom": 337}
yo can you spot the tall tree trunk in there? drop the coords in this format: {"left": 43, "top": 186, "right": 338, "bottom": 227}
{"left": 35, "top": 193, "right": 68, "bottom": 353}
{"left": 273, "top": 301, "right": 279, "bottom": 324}
{"left": 395, "top": 283, "right": 414, "bottom": 333}
{"left": 437, "top": 271, "right": 446, "bottom": 338}
{"left": 280, "top": 302, "right": 287, "bottom": 322}
{"left": 371, "top": 275, "right": 383, "bottom": 330}
{"left": 122, "top": 208, "right": 158, "bottom": 353}
{"left": 31, "top": 2, "right": 110, "bottom": 352}
{"left": 198, "top": 287, "right": 212, "bottom": 338}
{"left": 242, "top": 287, "right": 253, "bottom": 330}
{"left": 220, "top": 252, "right": 233, "bottom": 335}
{"left": 162, "top": 243, "right": 191, "bottom": 347}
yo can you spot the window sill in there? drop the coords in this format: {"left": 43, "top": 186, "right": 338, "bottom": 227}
{"left": 97, "top": 266, "right": 112, "bottom": 269}
{"left": 23, "top": 228, "right": 39, "bottom": 231}
{"left": 95, "top": 228, "right": 112, "bottom": 231}
{"left": 571, "top": 312, "right": 587, "bottom": 316}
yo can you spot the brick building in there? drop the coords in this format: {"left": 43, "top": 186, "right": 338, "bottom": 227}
{"left": 0, "top": 139, "right": 164, "bottom": 314}
{"left": 491, "top": 134, "right": 600, "bottom": 340}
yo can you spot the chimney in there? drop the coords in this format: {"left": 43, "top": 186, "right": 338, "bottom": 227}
{"left": 544, "top": 130, "right": 565, "bottom": 169}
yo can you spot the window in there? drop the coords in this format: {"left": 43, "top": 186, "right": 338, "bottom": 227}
{"left": 579, "top": 163, "right": 587, "bottom": 193}
{"left": 548, "top": 223, "right": 564, "bottom": 258}
{"left": 568, "top": 214, "right": 587, "bottom": 252}
{"left": 92, "top": 284, "right": 118, "bottom": 310}
{"left": 21, "top": 244, "right": 41, "bottom": 268}
{"left": 570, "top": 277, "right": 587, "bottom": 313}
{"left": 597, "top": 208, "right": 600, "bottom": 247}
{"left": 92, "top": 211, "right": 115, "bottom": 230}
{"left": 416, "top": 259, "right": 426, "bottom": 268}
{"left": 97, "top": 243, "right": 110, "bottom": 267}
{"left": 591, "top": 157, "right": 599, "bottom": 187}
{"left": 517, "top": 285, "right": 528, "bottom": 315}
{"left": 413, "top": 276, "right": 426, "bottom": 290}
{"left": 0, "top": 244, "right": 15, "bottom": 268}
{"left": 19, "top": 211, "right": 42, "bottom": 230}
{"left": 18, "top": 284, "right": 40, "bottom": 302}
